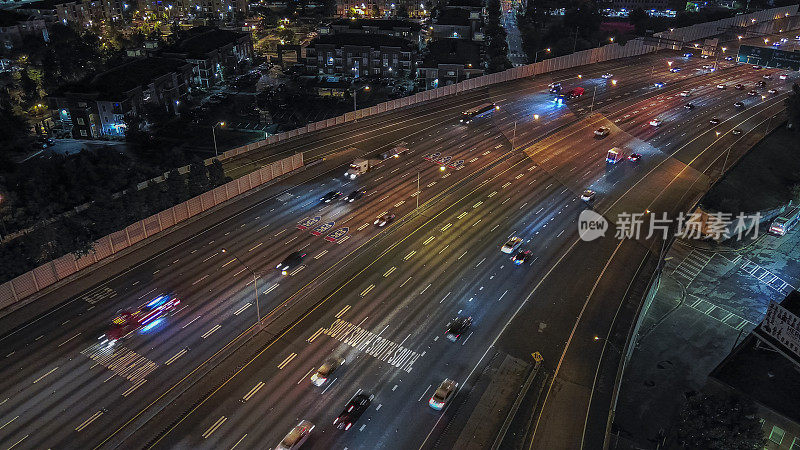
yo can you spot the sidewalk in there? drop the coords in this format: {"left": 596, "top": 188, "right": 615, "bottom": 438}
{"left": 613, "top": 227, "right": 800, "bottom": 448}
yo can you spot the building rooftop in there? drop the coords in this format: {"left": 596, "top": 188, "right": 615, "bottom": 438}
{"left": 18, "top": 0, "right": 62, "bottom": 11}
{"left": 435, "top": 8, "right": 472, "bottom": 26}
{"left": 422, "top": 39, "right": 481, "bottom": 67}
{"left": 310, "top": 33, "right": 414, "bottom": 50}
{"left": 709, "top": 333, "right": 800, "bottom": 425}
{"left": 0, "top": 9, "right": 33, "bottom": 26}
{"left": 161, "top": 27, "right": 248, "bottom": 58}
{"left": 445, "top": 0, "right": 483, "bottom": 9}
{"left": 330, "top": 18, "right": 422, "bottom": 32}
{"left": 59, "top": 57, "right": 189, "bottom": 99}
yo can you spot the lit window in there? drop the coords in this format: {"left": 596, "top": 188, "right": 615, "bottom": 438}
{"left": 769, "top": 426, "right": 785, "bottom": 444}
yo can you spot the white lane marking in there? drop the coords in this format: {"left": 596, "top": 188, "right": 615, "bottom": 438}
{"left": 248, "top": 242, "right": 263, "bottom": 252}
{"left": 201, "top": 325, "right": 221, "bottom": 339}
{"left": 58, "top": 333, "right": 81, "bottom": 347}
{"left": 33, "top": 367, "right": 58, "bottom": 384}
{"left": 420, "top": 284, "right": 431, "bottom": 295}
{"left": 202, "top": 252, "right": 219, "bottom": 263}
{"left": 182, "top": 315, "right": 201, "bottom": 329}
{"left": 315, "top": 250, "right": 328, "bottom": 259}
{"left": 222, "top": 259, "right": 236, "bottom": 268}
{"left": 202, "top": 416, "right": 227, "bottom": 439}
{"left": 75, "top": 411, "right": 104, "bottom": 432}
{"left": 440, "top": 223, "right": 452, "bottom": 232}
{"left": 404, "top": 251, "right": 416, "bottom": 261}
{"left": 458, "top": 251, "right": 468, "bottom": 260}
{"left": 384, "top": 267, "right": 396, "bottom": 277}
{"left": 357, "top": 223, "right": 370, "bottom": 231}
{"left": 234, "top": 303, "right": 252, "bottom": 315}
{"left": 299, "top": 368, "right": 315, "bottom": 384}
{"left": 264, "top": 283, "right": 280, "bottom": 294}
{"left": 400, "top": 277, "right": 412, "bottom": 287}
{"left": 336, "top": 305, "right": 352, "bottom": 318}
{"left": 475, "top": 258, "right": 486, "bottom": 268}
{"left": 165, "top": 349, "right": 187, "bottom": 365}
{"left": 499, "top": 290, "right": 508, "bottom": 301}
{"left": 192, "top": 274, "right": 210, "bottom": 286}
{"left": 423, "top": 236, "right": 435, "bottom": 245}
{"left": 122, "top": 378, "right": 147, "bottom": 397}
{"left": 440, "top": 292, "right": 451, "bottom": 304}
{"left": 231, "top": 434, "right": 248, "bottom": 449}
{"left": 242, "top": 382, "right": 265, "bottom": 402}
{"left": 321, "top": 377, "right": 338, "bottom": 394}
{"left": 418, "top": 384, "right": 433, "bottom": 402}
{"left": 277, "top": 353, "right": 297, "bottom": 369}
{"left": 360, "top": 284, "right": 375, "bottom": 297}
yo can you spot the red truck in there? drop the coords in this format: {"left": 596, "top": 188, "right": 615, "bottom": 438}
{"left": 555, "top": 87, "right": 585, "bottom": 104}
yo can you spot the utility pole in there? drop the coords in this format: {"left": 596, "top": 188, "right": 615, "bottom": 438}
{"left": 589, "top": 85, "right": 598, "bottom": 114}
{"left": 416, "top": 172, "right": 420, "bottom": 209}
{"left": 512, "top": 120, "right": 517, "bottom": 150}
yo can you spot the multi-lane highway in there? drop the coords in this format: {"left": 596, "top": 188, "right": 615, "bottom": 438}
{"left": 0, "top": 29, "right": 797, "bottom": 450}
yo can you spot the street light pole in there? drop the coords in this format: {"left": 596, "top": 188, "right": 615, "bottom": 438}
{"left": 212, "top": 121, "right": 225, "bottom": 157}
{"left": 221, "top": 248, "right": 261, "bottom": 325}
{"left": 512, "top": 120, "right": 517, "bottom": 151}
{"left": 416, "top": 171, "right": 420, "bottom": 209}
{"left": 589, "top": 86, "right": 597, "bottom": 113}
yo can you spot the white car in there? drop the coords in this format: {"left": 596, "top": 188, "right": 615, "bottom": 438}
{"left": 580, "top": 189, "right": 596, "bottom": 202}
{"left": 601, "top": 72, "right": 613, "bottom": 79}
{"left": 276, "top": 420, "right": 314, "bottom": 450}
{"left": 700, "top": 54, "right": 710, "bottom": 59}
{"left": 501, "top": 237, "right": 523, "bottom": 254}
{"left": 649, "top": 118, "right": 662, "bottom": 126}
{"left": 779, "top": 74, "right": 788, "bottom": 80}
{"left": 763, "top": 74, "right": 771, "bottom": 79}
{"left": 717, "top": 84, "right": 726, "bottom": 89}
{"left": 768, "top": 89, "right": 777, "bottom": 94}
{"left": 679, "top": 90, "right": 691, "bottom": 97}
{"left": 594, "top": 127, "right": 610, "bottom": 137}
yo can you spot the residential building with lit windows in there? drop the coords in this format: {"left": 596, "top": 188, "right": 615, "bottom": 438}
{"left": 319, "top": 18, "right": 423, "bottom": 45}
{"left": 160, "top": 27, "right": 253, "bottom": 87}
{"left": 336, "top": 0, "right": 428, "bottom": 19}
{"left": 416, "top": 38, "right": 482, "bottom": 89}
{"left": 305, "top": 33, "right": 417, "bottom": 77}
{"left": 707, "top": 290, "right": 800, "bottom": 450}
{"left": 431, "top": 7, "right": 482, "bottom": 41}
{"left": 48, "top": 57, "right": 192, "bottom": 138}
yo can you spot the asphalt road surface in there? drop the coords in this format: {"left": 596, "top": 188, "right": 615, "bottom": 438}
{"left": 0, "top": 29, "right": 796, "bottom": 450}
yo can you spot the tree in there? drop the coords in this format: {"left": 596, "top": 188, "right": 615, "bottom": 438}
{"left": 187, "top": 160, "right": 210, "bottom": 197}
{"left": 785, "top": 83, "right": 800, "bottom": 131}
{"left": 395, "top": 5, "right": 409, "bottom": 18}
{"left": 208, "top": 159, "right": 230, "bottom": 187}
{"left": 322, "top": 0, "right": 337, "bottom": 16}
{"left": 629, "top": 7, "right": 649, "bottom": 35}
{"left": 165, "top": 169, "right": 189, "bottom": 204}
{"left": 676, "top": 394, "right": 765, "bottom": 450}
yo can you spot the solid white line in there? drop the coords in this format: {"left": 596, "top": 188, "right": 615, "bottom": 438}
{"left": 33, "top": 367, "right": 58, "bottom": 384}
{"left": 230, "top": 434, "right": 248, "bottom": 449}
{"left": 440, "top": 292, "right": 451, "bottom": 304}
{"left": 58, "top": 332, "right": 81, "bottom": 347}
{"left": 417, "top": 384, "right": 433, "bottom": 402}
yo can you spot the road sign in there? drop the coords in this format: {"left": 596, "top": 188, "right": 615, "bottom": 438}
{"left": 311, "top": 221, "right": 334, "bottom": 236}
{"left": 531, "top": 351, "right": 543, "bottom": 362}
{"left": 297, "top": 216, "right": 321, "bottom": 230}
{"left": 325, "top": 227, "right": 349, "bottom": 242}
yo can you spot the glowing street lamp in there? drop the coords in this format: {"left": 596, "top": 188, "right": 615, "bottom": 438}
{"left": 212, "top": 121, "right": 225, "bottom": 156}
